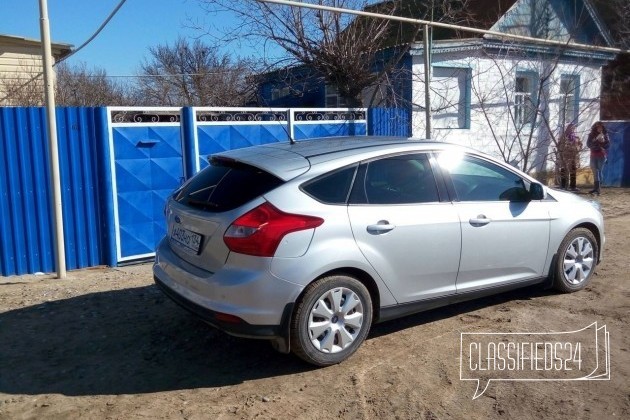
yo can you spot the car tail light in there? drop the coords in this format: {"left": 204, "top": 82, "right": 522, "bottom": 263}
{"left": 224, "top": 202, "right": 324, "bottom": 257}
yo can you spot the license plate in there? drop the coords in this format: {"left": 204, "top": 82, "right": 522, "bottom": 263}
{"left": 170, "top": 226, "right": 202, "bottom": 254}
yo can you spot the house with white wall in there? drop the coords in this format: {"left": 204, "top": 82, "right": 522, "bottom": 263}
{"left": 408, "top": 0, "right": 616, "bottom": 173}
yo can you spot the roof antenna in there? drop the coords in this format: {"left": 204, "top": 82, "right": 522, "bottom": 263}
{"left": 258, "top": 98, "right": 294, "bottom": 144}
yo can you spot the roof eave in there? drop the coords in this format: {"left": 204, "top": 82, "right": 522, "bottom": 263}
{"left": 0, "top": 33, "right": 73, "bottom": 58}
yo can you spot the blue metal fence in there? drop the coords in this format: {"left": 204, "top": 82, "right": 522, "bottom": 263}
{"left": 368, "top": 107, "right": 410, "bottom": 137}
{"left": 3, "top": 107, "right": 622, "bottom": 276}
{"left": 603, "top": 121, "right": 630, "bottom": 187}
{"left": 0, "top": 107, "right": 107, "bottom": 276}
{"left": 0, "top": 106, "right": 403, "bottom": 276}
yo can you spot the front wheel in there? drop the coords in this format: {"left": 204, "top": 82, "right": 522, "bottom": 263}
{"left": 553, "top": 228, "right": 598, "bottom": 293}
{"left": 291, "top": 275, "right": 373, "bottom": 366}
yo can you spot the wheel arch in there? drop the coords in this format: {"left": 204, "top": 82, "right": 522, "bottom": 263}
{"left": 545, "top": 222, "right": 602, "bottom": 288}
{"left": 573, "top": 222, "right": 603, "bottom": 263}
{"left": 295, "top": 267, "right": 381, "bottom": 323}
{"left": 550, "top": 224, "right": 600, "bottom": 293}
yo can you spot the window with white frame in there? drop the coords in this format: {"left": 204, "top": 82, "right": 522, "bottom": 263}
{"left": 432, "top": 67, "right": 471, "bottom": 129}
{"left": 559, "top": 75, "right": 579, "bottom": 126}
{"left": 514, "top": 72, "right": 538, "bottom": 126}
{"left": 325, "top": 84, "right": 349, "bottom": 107}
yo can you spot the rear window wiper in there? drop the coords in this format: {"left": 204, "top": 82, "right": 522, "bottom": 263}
{"left": 186, "top": 198, "right": 220, "bottom": 210}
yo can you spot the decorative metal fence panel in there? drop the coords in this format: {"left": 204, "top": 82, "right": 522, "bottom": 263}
{"left": 188, "top": 107, "right": 368, "bottom": 175}
{"left": 0, "top": 107, "right": 106, "bottom": 276}
{"left": 189, "top": 108, "right": 290, "bottom": 175}
{"left": 291, "top": 108, "right": 368, "bottom": 140}
{"left": 108, "top": 107, "right": 184, "bottom": 262}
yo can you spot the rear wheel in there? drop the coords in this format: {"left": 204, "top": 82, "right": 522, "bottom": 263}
{"left": 291, "top": 275, "right": 372, "bottom": 366}
{"left": 553, "top": 228, "right": 598, "bottom": 293}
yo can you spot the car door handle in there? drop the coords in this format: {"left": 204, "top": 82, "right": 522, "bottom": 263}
{"left": 469, "top": 215, "right": 491, "bottom": 226}
{"left": 367, "top": 221, "right": 396, "bottom": 234}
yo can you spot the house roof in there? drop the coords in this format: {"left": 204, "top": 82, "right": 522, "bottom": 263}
{"left": 0, "top": 34, "right": 73, "bottom": 59}
{"left": 363, "top": 0, "right": 518, "bottom": 47}
{"left": 366, "top": 0, "right": 614, "bottom": 49}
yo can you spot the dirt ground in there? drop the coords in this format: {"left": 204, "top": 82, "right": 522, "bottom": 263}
{"left": 1, "top": 188, "right": 629, "bottom": 420}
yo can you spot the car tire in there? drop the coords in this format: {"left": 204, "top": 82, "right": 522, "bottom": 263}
{"left": 553, "top": 228, "right": 598, "bottom": 293}
{"left": 290, "top": 275, "right": 373, "bottom": 366}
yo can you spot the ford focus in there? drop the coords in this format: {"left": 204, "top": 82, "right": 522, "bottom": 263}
{"left": 153, "top": 137, "right": 604, "bottom": 366}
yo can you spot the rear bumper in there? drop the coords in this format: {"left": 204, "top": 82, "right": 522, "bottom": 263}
{"left": 154, "top": 275, "right": 292, "bottom": 341}
{"left": 152, "top": 237, "right": 300, "bottom": 351}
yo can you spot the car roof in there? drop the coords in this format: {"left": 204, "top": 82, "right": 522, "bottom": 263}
{"left": 212, "top": 136, "right": 465, "bottom": 181}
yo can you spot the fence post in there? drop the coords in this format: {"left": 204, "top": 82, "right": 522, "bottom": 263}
{"left": 287, "top": 109, "right": 295, "bottom": 143}
{"left": 181, "top": 107, "right": 197, "bottom": 179}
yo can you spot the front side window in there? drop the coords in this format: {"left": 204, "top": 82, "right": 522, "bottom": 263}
{"left": 438, "top": 153, "right": 528, "bottom": 202}
{"left": 514, "top": 72, "right": 538, "bottom": 126}
{"left": 350, "top": 154, "right": 439, "bottom": 204}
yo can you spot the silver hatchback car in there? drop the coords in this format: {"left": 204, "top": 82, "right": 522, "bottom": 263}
{"left": 153, "top": 136, "right": 604, "bottom": 366}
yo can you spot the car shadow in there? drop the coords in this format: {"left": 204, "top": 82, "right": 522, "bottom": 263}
{"left": 0, "top": 283, "right": 555, "bottom": 397}
{"left": 0, "top": 285, "right": 313, "bottom": 396}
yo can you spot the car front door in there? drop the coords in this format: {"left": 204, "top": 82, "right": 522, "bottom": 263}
{"left": 347, "top": 153, "right": 461, "bottom": 303}
{"left": 437, "top": 152, "right": 552, "bottom": 294}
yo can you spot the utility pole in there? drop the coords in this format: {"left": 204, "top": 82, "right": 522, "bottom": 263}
{"left": 423, "top": 24, "right": 432, "bottom": 139}
{"left": 39, "top": 0, "right": 66, "bottom": 279}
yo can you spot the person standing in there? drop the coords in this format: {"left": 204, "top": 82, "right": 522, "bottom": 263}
{"left": 557, "top": 123, "right": 581, "bottom": 191}
{"left": 586, "top": 121, "right": 610, "bottom": 195}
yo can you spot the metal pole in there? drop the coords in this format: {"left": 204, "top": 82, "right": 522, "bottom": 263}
{"left": 257, "top": 0, "right": 628, "bottom": 54}
{"left": 423, "top": 24, "right": 431, "bottom": 140}
{"left": 39, "top": 0, "right": 66, "bottom": 279}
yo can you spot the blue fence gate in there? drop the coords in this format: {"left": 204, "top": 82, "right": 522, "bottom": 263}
{"left": 107, "top": 107, "right": 185, "bottom": 263}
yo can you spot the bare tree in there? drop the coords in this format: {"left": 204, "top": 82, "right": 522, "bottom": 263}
{"left": 55, "top": 62, "right": 133, "bottom": 106}
{"left": 1, "top": 61, "right": 133, "bottom": 107}
{"left": 196, "top": 0, "right": 471, "bottom": 107}
{"left": 0, "top": 63, "right": 45, "bottom": 106}
{"left": 136, "top": 37, "right": 258, "bottom": 106}
{"left": 463, "top": 49, "right": 601, "bottom": 176}
{"left": 404, "top": 0, "right": 609, "bottom": 188}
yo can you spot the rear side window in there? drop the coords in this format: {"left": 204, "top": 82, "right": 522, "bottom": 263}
{"left": 301, "top": 165, "right": 357, "bottom": 204}
{"left": 174, "top": 159, "right": 283, "bottom": 212}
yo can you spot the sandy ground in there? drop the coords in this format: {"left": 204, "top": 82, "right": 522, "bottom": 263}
{"left": 1, "top": 187, "right": 629, "bottom": 420}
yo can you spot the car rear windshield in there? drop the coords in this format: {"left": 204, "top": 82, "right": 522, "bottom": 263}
{"left": 174, "top": 158, "right": 283, "bottom": 212}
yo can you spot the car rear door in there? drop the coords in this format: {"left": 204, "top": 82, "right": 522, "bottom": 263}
{"left": 437, "top": 152, "right": 552, "bottom": 293}
{"left": 347, "top": 153, "right": 461, "bottom": 303}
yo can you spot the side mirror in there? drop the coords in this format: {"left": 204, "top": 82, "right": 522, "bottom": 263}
{"left": 529, "top": 182, "right": 545, "bottom": 200}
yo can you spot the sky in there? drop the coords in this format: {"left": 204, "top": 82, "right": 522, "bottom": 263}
{"left": 0, "top": 0, "right": 265, "bottom": 77}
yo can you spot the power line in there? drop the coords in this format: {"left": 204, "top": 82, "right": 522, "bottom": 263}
{"left": 0, "top": 0, "right": 128, "bottom": 102}
{"left": 257, "top": 0, "right": 628, "bottom": 54}
{"left": 55, "top": 0, "right": 128, "bottom": 66}
{"left": 69, "top": 70, "right": 250, "bottom": 78}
